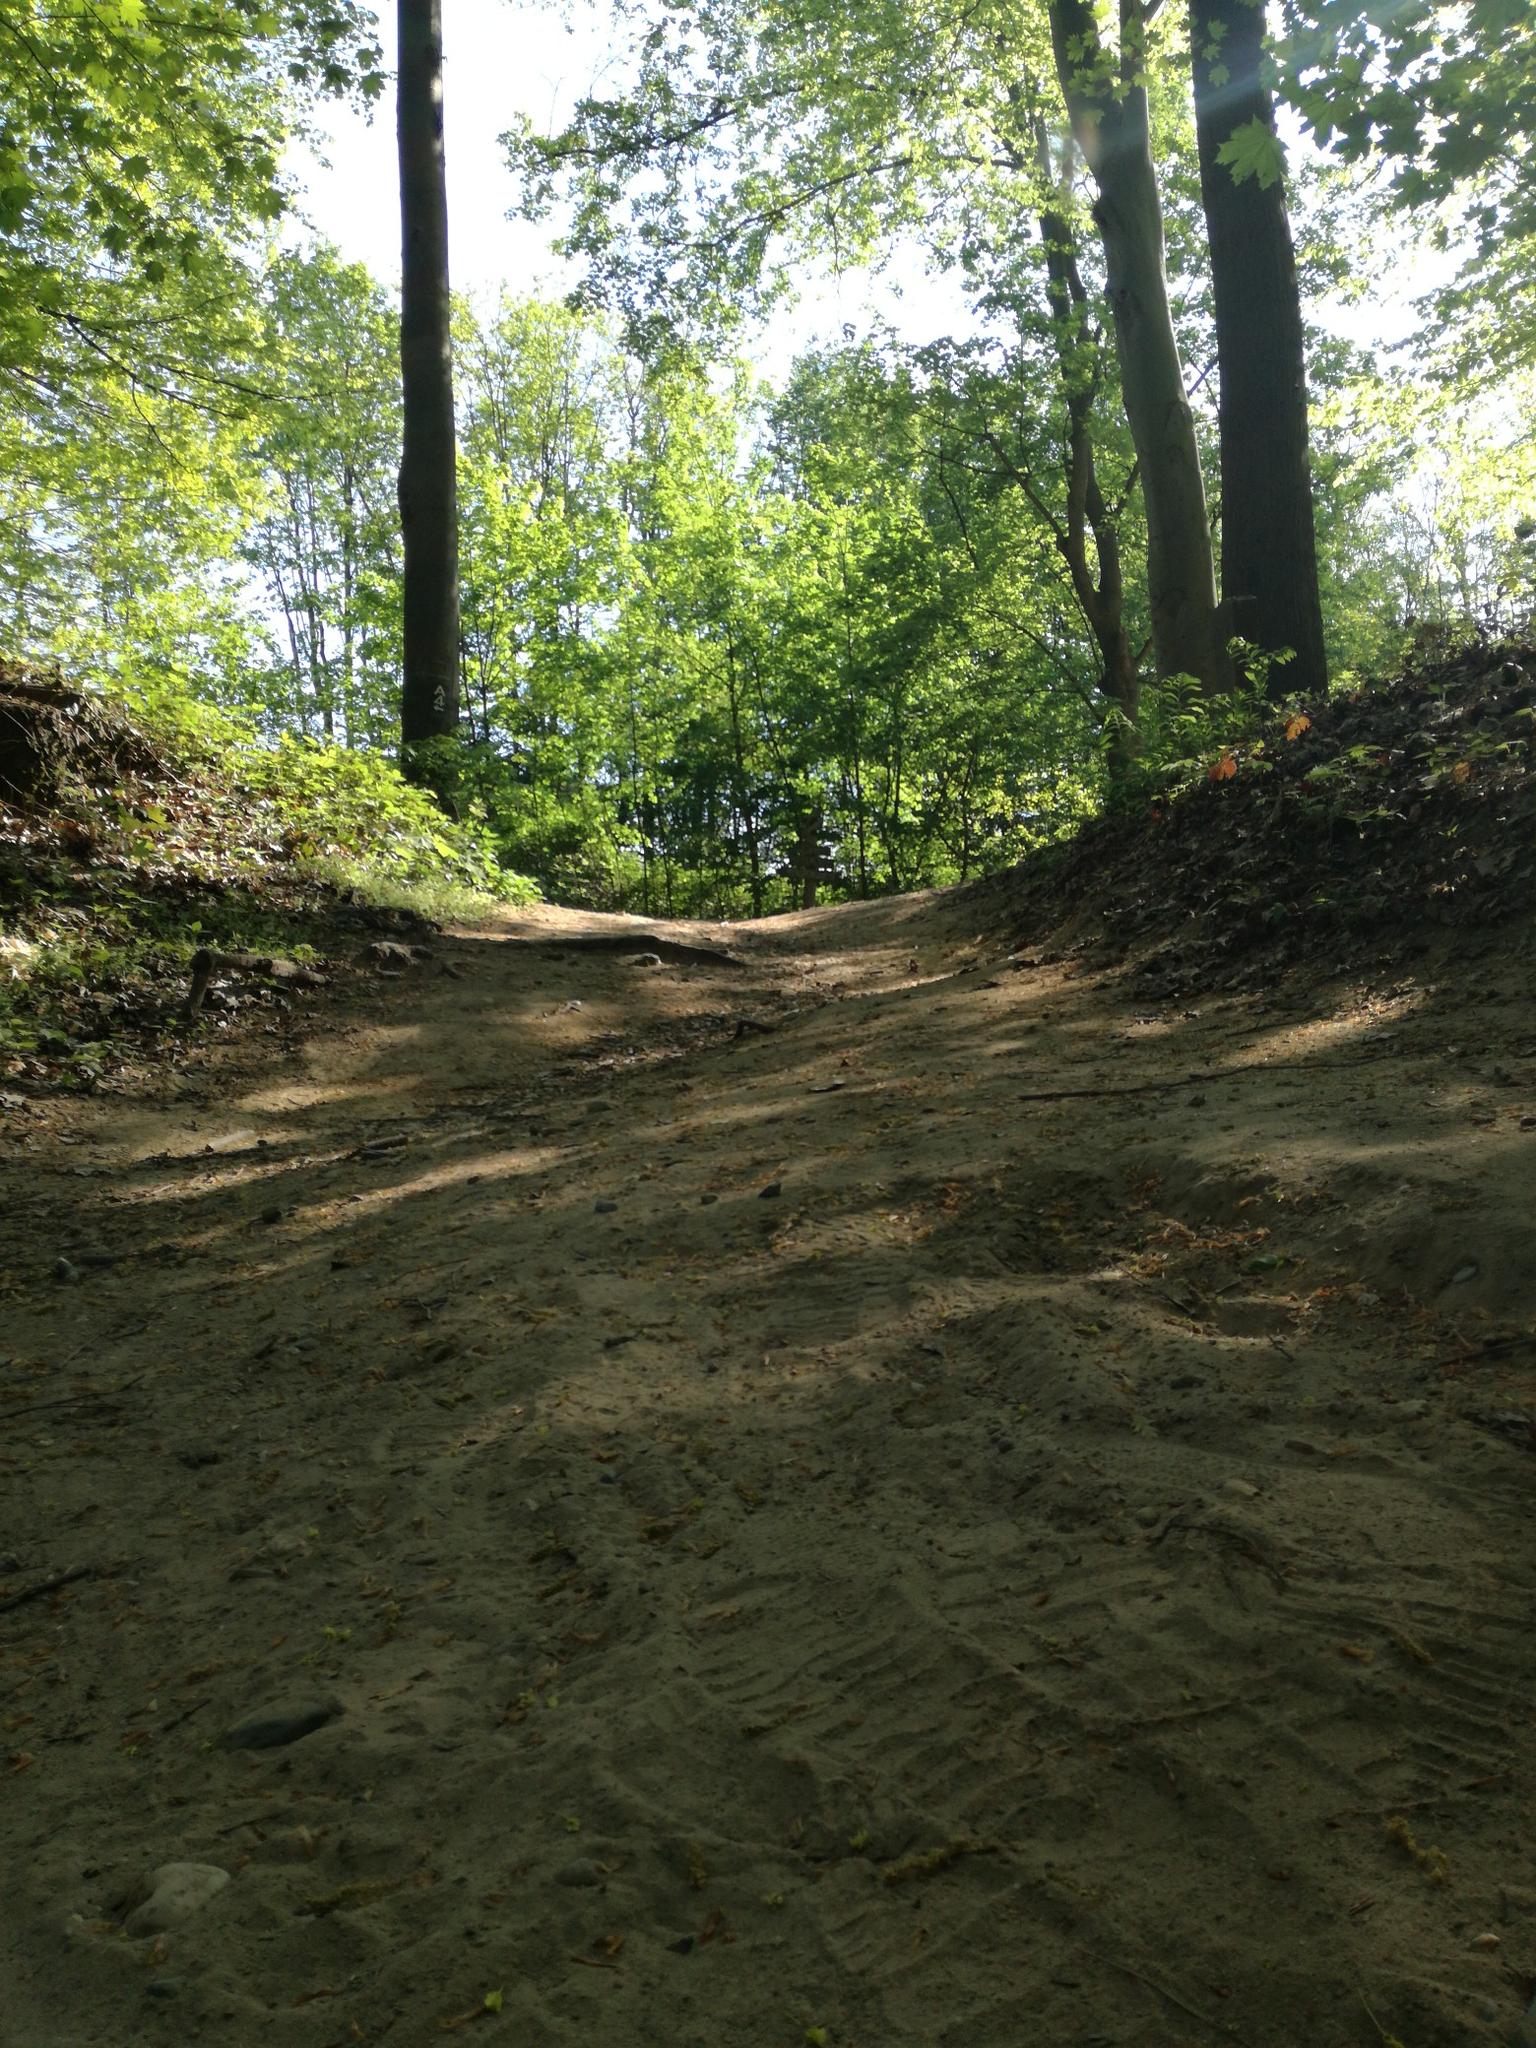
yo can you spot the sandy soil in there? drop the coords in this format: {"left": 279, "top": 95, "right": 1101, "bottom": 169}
{"left": 2, "top": 890, "right": 1534, "bottom": 2048}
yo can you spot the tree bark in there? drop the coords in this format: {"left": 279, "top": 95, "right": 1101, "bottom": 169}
{"left": 1188, "top": 0, "right": 1328, "bottom": 698}
{"left": 396, "top": 0, "right": 460, "bottom": 776}
{"left": 1033, "top": 121, "right": 1142, "bottom": 776}
{"left": 1047, "top": 0, "right": 1229, "bottom": 694}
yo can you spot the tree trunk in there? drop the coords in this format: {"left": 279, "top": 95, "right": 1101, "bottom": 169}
{"left": 797, "top": 803, "right": 822, "bottom": 911}
{"left": 1188, "top": 0, "right": 1328, "bottom": 699}
{"left": 396, "top": 0, "right": 460, "bottom": 777}
{"left": 1047, "top": 0, "right": 1228, "bottom": 693}
{"left": 1032, "top": 119, "right": 1143, "bottom": 780}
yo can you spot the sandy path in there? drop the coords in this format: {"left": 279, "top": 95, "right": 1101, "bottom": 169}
{"left": 2, "top": 895, "right": 1533, "bottom": 2048}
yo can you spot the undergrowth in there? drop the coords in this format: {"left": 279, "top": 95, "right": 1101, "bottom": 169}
{"left": 0, "top": 668, "right": 538, "bottom": 1088}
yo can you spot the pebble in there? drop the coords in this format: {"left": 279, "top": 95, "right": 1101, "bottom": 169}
{"left": 1449, "top": 1262, "right": 1479, "bottom": 1285}
{"left": 52, "top": 1256, "right": 81, "bottom": 1284}
{"left": 624, "top": 953, "right": 663, "bottom": 968}
{"left": 219, "top": 1699, "right": 343, "bottom": 1751}
{"left": 594, "top": 1199, "right": 619, "bottom": 1214}
{"left": 124, "top": 1863, "right": 230, "bottom": 1936}
{"left": 758, "top": 1182, "right": 783, "bottom": 1200}
{"left": 699, "top": 1193, "right": 719, "bottom": 1205}
{"left": 554, "top": 1859, "right": 604, "bottom": 1888}
{"left": 1220, "top": 1478, "right": 1260, "bottom": 1500}
{"left": 146, "top": 1980, "right": 184, "bottom": 2000}
{"left": 1135, "top": 1505, "right": 1162, "bottom": 1528}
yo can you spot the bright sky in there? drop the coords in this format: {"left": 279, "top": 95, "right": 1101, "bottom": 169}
{"left": 282, "top": 0, "right": 991, "bottom": 374}
{"left": 285, "top": 0, "right": 932, "bottom": 374}
{"left": 284, "top": 0, "right": 1437, "bottom": 370}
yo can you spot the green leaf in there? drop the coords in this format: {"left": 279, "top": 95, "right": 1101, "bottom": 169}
{"left": 1215, "top": 118, "right": 1285, "bottom": 189}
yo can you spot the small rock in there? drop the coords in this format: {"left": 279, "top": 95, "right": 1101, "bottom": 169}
{"left": 1219, "top": 1478, "right": 1260, "bottom": 1500}
{"left": 758, "top": 1182, "right": 783, "bottom": 1201}
{"left": 146, "top": 1980, "right": 184, "bottom": 2000}
{"left": 624, "top": 953, "right": 663, "bottom": 968}
{"left": 1449, "top": 1262, "right": 1479, "bottom": 1285}
{"left": 124, "top": 1863, "right": 230, "bottom": 1936}
{"left": 219, "top": 1700, "right": 343, "bottom": 1752}
{"left": 594, "top": 1199, "right": 619, "bottom": 1214}
{"left": 363, "top": 940, "right": 420, "bottom": 970}
{"left": 258, "top": 1204, "right": 284, "bottom": 1226}
{"left": 667, "top": 1935, "right": 695, "bottom": 1955}
{"left": 1135, "top": 1505, "right": 1162, "bottom": 1528}
{"left": 554, "top": 1859, "right": 604, "bottom": 1888}
{"left": 699, "top": 1193, "right": 719, "bottom": 1206}
{"left": 52, "top": 1256, "right": 81, "bottom": 1284}
{"left": 176, "top": 1446, "right": 221, "bottom": 1470}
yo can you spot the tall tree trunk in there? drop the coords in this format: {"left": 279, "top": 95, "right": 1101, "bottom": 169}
{"left": 1033, "top": 119, "right": 1142, "bottom": 777}
{"left": 1188, "top": 0, "right": 1328, "bottom": 699}
{"left": 1048, "top": 0, "right": 1228, "bottom": 694}
{"left": 396, "top": 0, "right": 460, "bottom": 778}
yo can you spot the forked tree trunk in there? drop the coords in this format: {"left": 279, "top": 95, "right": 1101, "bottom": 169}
{"left": 1189, "top": 0, "right": 1328, "bottom": 698}
{"left": 396, "top": 0, "right": 460, "bottom": 776}
{"left": 1048, "top": 0, "right": 1229, "bottom": 695}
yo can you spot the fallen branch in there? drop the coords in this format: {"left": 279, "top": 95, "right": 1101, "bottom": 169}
{"left": 1015, "top": 1051, "right": 1395, "bottom": 1104}
{"left": 0, "top": 677, "right": 83, "bottom": 708}
{"left": 0, "top": 1564, "right": 94, "bottom": 1615}
{"left": 185, "top": 947, "right": 327, "bottom": 1018}
{"left": 512, "top": 933, "right": 745, "bottom": 969}
{"left": 0, "top": 1371, "right": 147, "bottom": 1422}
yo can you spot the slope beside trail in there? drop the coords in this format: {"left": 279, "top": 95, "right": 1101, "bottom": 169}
{"left": 2, "top": 887, "right": 1534, "bottom": 2048}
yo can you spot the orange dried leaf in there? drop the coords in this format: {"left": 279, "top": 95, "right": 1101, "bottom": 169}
{"left": 1284, "top": 713, "right": 1311, "bottom": 740}
{"left": 1209, "top": 750, "right": 1239, "bottom": 783}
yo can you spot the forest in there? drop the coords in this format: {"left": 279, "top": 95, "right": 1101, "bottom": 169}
{"left": 4, "top": 5, "right": 1536, "bottom": 2047}
{"left": 2, "top": 0, "right": 1531, "bottom": 920}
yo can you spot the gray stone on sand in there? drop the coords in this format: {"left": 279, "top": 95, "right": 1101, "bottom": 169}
{"left": 219, "top": 1699, "right": 343, "bottom": 1751}
{"left": 124, "top": 1863, "right": 230, "bottom": 1936}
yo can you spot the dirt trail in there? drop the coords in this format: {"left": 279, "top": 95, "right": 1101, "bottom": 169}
{"left": 2, "top": 893, "right": 1534, "bottom": 2048}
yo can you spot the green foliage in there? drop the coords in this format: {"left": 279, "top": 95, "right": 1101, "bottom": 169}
{"left": 1275, "top": 1, "right": 1536, "bottom": 374}
{"left": 0, "top": 0, "right": 381, "bottom": 386}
